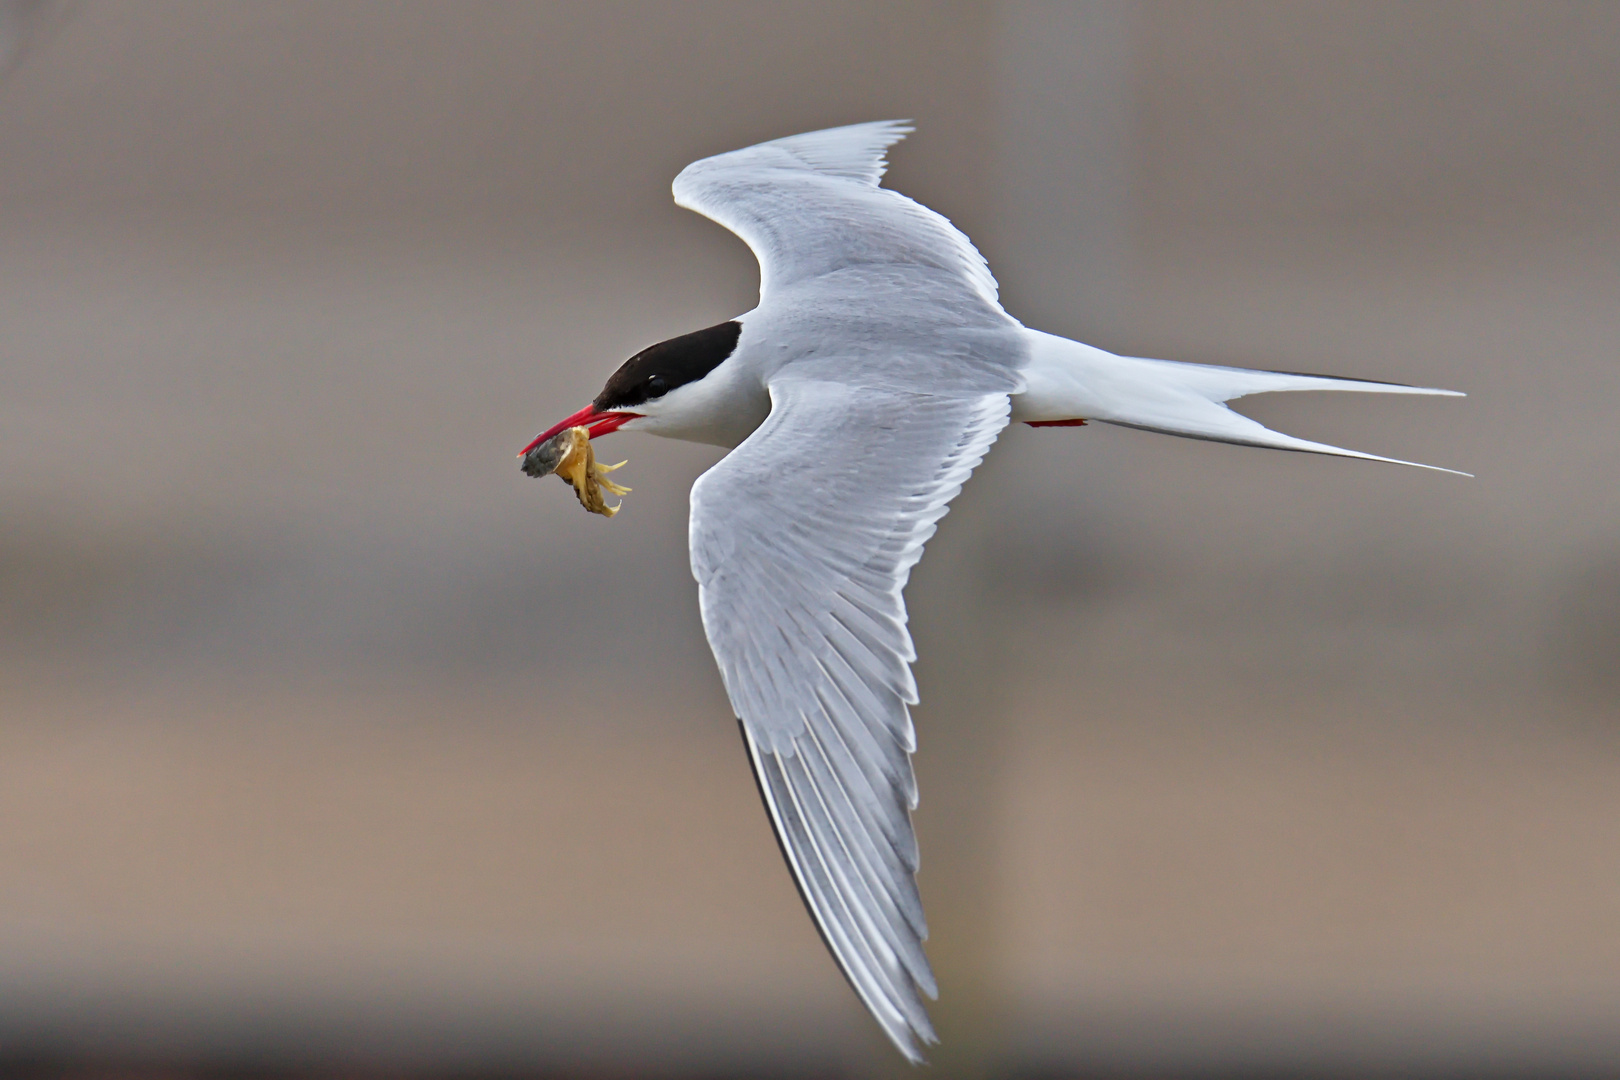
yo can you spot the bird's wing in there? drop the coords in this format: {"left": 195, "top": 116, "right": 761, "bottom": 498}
{"left": 672, "top": 120, "right": 1000, "bottom": 306}
{"left": 689, "top": 373, "right": 1012, "bottom": 1062}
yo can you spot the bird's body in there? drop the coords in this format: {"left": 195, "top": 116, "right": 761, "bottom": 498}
{"left": 521, "top": 121, "right": 1463, "bottom": 1062}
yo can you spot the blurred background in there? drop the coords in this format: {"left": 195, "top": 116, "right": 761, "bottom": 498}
{"left": 1, "top": 2, "right": 1616, "bottom": 1077}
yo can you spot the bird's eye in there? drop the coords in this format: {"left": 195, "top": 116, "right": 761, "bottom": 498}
{"left": 646, "top": 374, "right": 668, "bottom": 396}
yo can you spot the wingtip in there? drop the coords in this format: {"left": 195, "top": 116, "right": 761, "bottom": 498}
{"left": 890, "top": 993, "right": 939, "bottom": 1064}
{"left": 891, "top": 1021, "right": 940, "bottom": 1067}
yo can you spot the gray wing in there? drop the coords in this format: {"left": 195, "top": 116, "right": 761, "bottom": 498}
{"left": 672, "top": 120, "right": 1000, "bottom": 307}
{"left": 689, "top": 373, "right": 1012, "bottom": 1061}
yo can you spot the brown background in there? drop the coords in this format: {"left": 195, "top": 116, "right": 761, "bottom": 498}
{"left": 0, "top": 2, "right": 1616, "bottom": 1076}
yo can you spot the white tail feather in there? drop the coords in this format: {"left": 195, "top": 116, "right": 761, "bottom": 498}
{"left": 1015, "top": 330, "right": 1469, "bottom": 476}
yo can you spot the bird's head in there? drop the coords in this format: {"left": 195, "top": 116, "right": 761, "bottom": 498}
{"left": 519, "top": 320, "right": 744, "bottom": 469}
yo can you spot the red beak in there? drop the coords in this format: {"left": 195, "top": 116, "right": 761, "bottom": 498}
{"left": 519, "top": 404, "right": 639, "bottom": 457}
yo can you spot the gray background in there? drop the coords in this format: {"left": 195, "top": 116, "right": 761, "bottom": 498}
{"left": 0, "top": 1, "right": 1616, "bottom": 1075}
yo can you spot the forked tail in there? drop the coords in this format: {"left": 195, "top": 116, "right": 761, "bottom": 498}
{"left": 1016, "top": 330, "right": 1469, "bottom": 475}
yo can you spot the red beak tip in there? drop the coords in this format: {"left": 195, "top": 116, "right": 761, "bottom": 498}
{"left": 522, "top": 404, "right": 602, "bottom": 456}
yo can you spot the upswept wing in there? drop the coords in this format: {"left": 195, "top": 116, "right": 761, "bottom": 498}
{"left": 672, "top": 120, "right": 1000, "bottom": 306}
{"left": 689, "top": 375, "right": 1012, "bottom": 1062}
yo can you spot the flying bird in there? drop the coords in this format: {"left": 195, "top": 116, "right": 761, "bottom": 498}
{"left": 519, "top": 121, "right": 1463, "bottom": 1062}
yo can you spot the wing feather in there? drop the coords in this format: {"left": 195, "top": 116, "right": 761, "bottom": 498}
{"left": 691, "top": 375, "right": 1010, "bottom": 1061}
{"left": 672, "top": 120, "right": 1000, "bottom": 307}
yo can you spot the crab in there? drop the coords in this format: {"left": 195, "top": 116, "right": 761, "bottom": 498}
{"left": 521, "top": 425, "right": 630, "bottom": 517}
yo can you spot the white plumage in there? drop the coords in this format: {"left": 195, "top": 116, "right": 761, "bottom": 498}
{"left": 534, "top": 121, "right": 1464, "bottom": 1061}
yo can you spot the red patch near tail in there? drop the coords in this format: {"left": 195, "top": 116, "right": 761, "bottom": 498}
{"left": 1026, "top": 418, "right": 1088, "bottom": 427}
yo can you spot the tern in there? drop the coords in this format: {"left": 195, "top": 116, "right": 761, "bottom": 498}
{"left": 520, "top": 121, "right": 1463, "bottom": 1062}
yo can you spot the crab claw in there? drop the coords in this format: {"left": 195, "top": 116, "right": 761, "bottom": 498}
{"left": 593, "top": 458, "right": 631, "bottom": 498}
